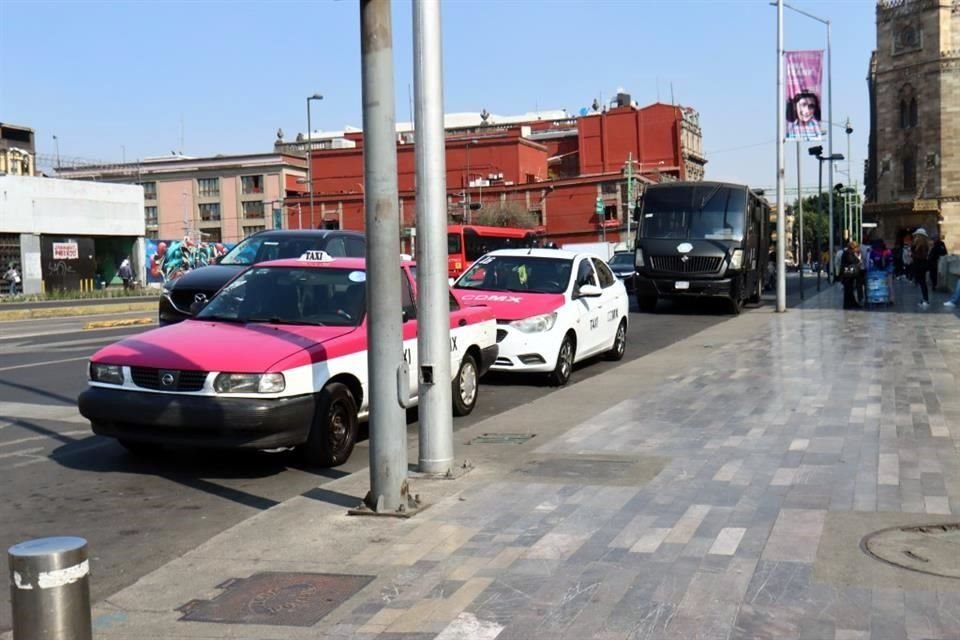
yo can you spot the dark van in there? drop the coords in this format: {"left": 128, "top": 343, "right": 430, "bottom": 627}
{"left": 633, "top": 181, "right": 770, "bottom": 314}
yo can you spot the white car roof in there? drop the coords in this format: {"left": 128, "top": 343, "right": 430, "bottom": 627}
{"left": 483, "top": 248, "right": 581, "bottom": 260}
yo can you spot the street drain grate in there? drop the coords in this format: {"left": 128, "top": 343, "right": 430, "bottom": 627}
{"left": 862, "top": 523, "right": 960, "bottom": 579}
{"left": 468, "top": 433, "right": 536, "bottom": 445}
{"left": 178, "top": 572, "right": 375, "bottom": 626}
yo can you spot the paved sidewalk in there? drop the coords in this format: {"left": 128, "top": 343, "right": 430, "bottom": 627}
{"left": 12, "top": 282, "right": 960, "bottom": 640}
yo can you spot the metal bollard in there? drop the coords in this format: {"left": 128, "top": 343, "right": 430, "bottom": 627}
{"left": 8, "top": 537, "right": 92, "bottom": 640}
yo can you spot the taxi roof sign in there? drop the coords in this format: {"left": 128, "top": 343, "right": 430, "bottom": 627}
{"left": 299, "top": 250, "right": 335, "bottom": 262}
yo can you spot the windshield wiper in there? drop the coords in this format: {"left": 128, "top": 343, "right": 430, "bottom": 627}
{"left": 197, "top": 314, "right": 245, "bottom": 323}
{"left": 248, "top": 317, "right": 321, "bottom": 326}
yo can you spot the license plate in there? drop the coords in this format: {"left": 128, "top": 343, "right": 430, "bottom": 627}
{"left": 675, "top": 281, "right": 690, "bottom": 290}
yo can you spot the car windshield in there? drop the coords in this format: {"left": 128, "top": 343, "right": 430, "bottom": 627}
{"left": 220, "top": 235, "right": 329, "bottom": 266}
{"left": 453, "top": 255, "right": 572, "bottom": 294}
{"left": 197, "top": 266, "right": 367, "bottom": 327}
{"left": 609, "top": 253, "right": 634, "bottom": 268}
{"left": 639, "top": 185, "right": 747, "bottom": 241}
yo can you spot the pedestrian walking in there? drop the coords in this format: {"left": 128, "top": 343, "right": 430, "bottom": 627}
{"left": 118, "top": 257, "right": 134, "bottom": 291}
{"left": 840, "top": 241, "right": 863, "bottom": 309}
{"left": 929, "top": 233, "right": 947, "bottom": 290}
{"left": 912, "top": 228, "right": 931, "bottom": 308}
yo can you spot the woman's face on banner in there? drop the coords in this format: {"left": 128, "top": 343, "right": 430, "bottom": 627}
{"left": 796, "top": 96, "right": 817, "bottom": 123}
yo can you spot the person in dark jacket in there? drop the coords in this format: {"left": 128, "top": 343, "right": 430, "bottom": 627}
{"left": 929, "top": 233, "right": 947, "bottom": 290}
{"left": 840, "top": 241, "right": 863, "bottom": 309}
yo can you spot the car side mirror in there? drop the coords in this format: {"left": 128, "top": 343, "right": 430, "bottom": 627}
{"left": 577, "top": 284, "right": 602, "bottom": 298}
{"left": 402, "top": 307, "right": 416, "bottom": 322}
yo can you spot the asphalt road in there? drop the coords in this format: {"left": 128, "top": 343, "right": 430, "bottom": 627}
{"left": 0, "top": 274, "right": 820, "bottom": 631}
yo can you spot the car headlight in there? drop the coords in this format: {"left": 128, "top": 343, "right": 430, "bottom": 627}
{"left": 90, "top": 363, "right": 124, "bottom": 385}
{"left": 510, "top": 312, "right": 558, "bottom": 333}
{"left": 214, "top": 373, "right": 285, "bottom": 393}
{"left": 635, "top": 248, "right": 645, "bottom": 268}
{"left": 730, "top": 249, "right": 744, "bottom": 270}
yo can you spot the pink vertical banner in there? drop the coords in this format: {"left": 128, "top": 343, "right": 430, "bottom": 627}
{"left": 785, "top": 50, "right": 824, "bottom": 141}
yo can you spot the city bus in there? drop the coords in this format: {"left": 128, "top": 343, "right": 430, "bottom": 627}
{"left": 633, "top": 181, "right": 769, "bottom": 314}
{"left": 447, "top": 224, "right": 542, "bottom": 279}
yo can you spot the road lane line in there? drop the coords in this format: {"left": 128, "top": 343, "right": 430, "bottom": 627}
{"left": 0, "top": 356, "right": 90, "bottom": 372}
{"left": 0, "top": 431, "right": 90, "bottom": 448}
{"left": 0, "top": 447, "right": 43, "bottom": 460}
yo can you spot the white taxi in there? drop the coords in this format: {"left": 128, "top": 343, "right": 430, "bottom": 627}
{"left": 79, "top": 252, "right": 498, "bottom": 467}
{"left": 451, "top": 249, "right": 629, "bottom": 385}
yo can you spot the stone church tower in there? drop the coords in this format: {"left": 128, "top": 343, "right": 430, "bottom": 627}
{"left": 865, "top": 0, "right": 960, "bottom": 250}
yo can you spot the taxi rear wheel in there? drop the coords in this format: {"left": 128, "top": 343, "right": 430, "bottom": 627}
{"left": 303, "top": 383, "right": 358, "bottom": 467}
{"left": 452, "top": 353, "right": 479, "bottom": 417}
{"left": 548, "top": 334, "right": 576, "bottom": 386}
{"left": 605, "top": 320, "right": 627, "bottom": 361}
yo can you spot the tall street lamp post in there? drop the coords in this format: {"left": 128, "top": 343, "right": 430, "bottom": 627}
{"left": 808, "top": 145, "right": 844, "bottom": 281}
{"left": 306, "top": 93, "right": 324, "bottom": 229}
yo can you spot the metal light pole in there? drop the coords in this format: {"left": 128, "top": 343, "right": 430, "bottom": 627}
{"left": 780, "top": 2, "right": 832, "bottom": 284}
{"left": 306, "top": 93, "right": 324, "bottom": 229}
{"left": 360, "top": 0, "right": 408, "bottom": 513}
{"left": 797, "top": 143, "right": 804, "bottom": 300}
{"left": 775, "top": 0, "right": 786, "bottom": 312}
{"left": 413, "top": 0, "right": 453, "bottom": 475}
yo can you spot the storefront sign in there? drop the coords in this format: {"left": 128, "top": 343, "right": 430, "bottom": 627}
{"left": 52, "top": 242, "right": 79, "bottom": 260}
{"left": 913, "top": 199, "right": 939, "bottom": 211}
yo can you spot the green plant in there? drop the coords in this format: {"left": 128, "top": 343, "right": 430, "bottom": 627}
{"left": 0, "top": 286, "right": 159, "bottom": 304}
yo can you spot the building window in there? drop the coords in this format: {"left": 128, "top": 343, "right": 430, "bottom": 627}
{"left": 603, "top": 205, "right": 618, "bottom": 221}
{"left": 909, "top": 98, "right": 918, "bottom": 128}
{"left": 144, "top": 206, "right": 158, "bottom": 226}
{"left": 203, "top": 228, "right": 222, "bottom": 243}
{"left": 198, "top": 202, "right": 221, "bottom": 222}
{"left": 142, "top": 181, "right": 157, "bottom": 200}
{"left": 243, "top": 225, "right": 265, "bottom": 237}
{"left": 197, "top": 177, "right": 219, "bottom": 197}
{"left": 899, "top": 100, "right": 908, "bottom": 129}
{"left": 146, "top": 230, "right": 159, "bottom": 240}
{"left": 241, "top": 175, "right": 264, "bottom": 195}
{"left": 242, "top": 201, "right": 265, "bottom": 218}
{"left": 902, "top": 154, "right": 916, "bottom": 192}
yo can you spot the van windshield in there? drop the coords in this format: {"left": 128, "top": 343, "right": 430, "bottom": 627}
{"left": 640, "top": 185, "right": 746, "bottom": 242}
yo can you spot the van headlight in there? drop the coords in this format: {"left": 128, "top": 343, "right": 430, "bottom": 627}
{"left": 214, "top": 373, "right": 285, "bottom": 393}
{"left": 89, "top": 363, "right": 124, "bottom": 385}
{"left": 635, "top": 248, "right": 645, "bottom": 268}
{"left": 730, "top": 249, "right": 744, "bottom": 270}
{"left": 510, "top": 312, "right": 557, "bottom": 333}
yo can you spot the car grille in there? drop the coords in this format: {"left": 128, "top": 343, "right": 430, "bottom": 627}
{"left": 130, "top": 367, "right": 208, "bottom": 392}
{"left": 649, "top": 255, "right": 722, "bottom": 274}
{"left": 496, "top": 329, "right": 507, "bottom": 343}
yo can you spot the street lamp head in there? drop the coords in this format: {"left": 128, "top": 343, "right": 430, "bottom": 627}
{"left": 308, "top": 93, "right": 324, "bottom": 101}
{"left": 829, "top": 153, "right": 845, "bottom": 161}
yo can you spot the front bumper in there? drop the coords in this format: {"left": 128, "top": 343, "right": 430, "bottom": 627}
{"left": 78, "top": 386, "right": 314, "bottom": 449}
{"left": 489, "top": 324, "right": 563, "bottom": 373}
{"left": 636, "top": 275, "right": 736, "bottom": 299}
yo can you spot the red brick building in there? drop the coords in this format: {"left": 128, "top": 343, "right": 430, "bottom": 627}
{"left": 282, "top": 93, "right": 705, "bottom": 246}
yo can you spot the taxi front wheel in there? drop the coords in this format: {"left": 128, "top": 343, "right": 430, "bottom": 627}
{"left": 302, "top": 383, "right": 358, "bottom": 467}
{"left": 549, "top": 335, "right": 576, "bottom": 386}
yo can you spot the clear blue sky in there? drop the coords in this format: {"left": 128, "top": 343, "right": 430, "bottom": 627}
{"left": 0, "top": 0, "right": 876, "bottom": 202}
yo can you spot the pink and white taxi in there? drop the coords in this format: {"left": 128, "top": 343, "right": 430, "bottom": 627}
{"left": 452, "top": 249, "right": 629, "bottom": 386}
{"left": 78, "top": 252, "right": 498, "bottom": 467}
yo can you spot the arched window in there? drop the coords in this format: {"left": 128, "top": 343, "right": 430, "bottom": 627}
{"left": 909, "top": 97, "right": 918, "bottom": 127}
{"left": 900, "top": 100, "right": 908, "bottom": 129}
{"left": 902, "top": 154, "right": 916, "bottom": 192}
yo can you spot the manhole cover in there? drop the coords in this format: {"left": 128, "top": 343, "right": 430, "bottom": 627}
{"left": 510, "top": 453, "right": 668, "bottom": 487}
{"left": 178, "top": 572, "right": 375, "bottom": 626}
{"left": 862, "top": 523, "right": 960, "bottom": 579}
{"left": 469, "top": 433, "right": 535, "bottom": 445}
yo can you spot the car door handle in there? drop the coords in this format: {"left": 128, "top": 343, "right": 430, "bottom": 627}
{"left": 458, "top": 318, "right": 467, "bottom": 327}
